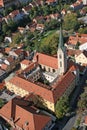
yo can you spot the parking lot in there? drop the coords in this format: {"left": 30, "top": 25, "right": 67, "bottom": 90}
{"left": 0, "top": 89, "right": 16, "bottom": 102}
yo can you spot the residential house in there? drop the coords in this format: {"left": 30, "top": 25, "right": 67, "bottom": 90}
{"left": 4, "top": 56, "right": 16, "bottom": 71}
{"left": 70, "top": 0, "right": 83, "bottom": 11}
{"left": 79, "top": 42, "right": 87, "bottom": 51}
{"left": 18, "top": 27, "right": 26, "bottom": 34}
{"left": 0, "top": 0, "right": 4, "bottom": 6}
{"left": 82, "top": 0, "right": 87, "bottom": 5}
{"left": 9, "top": 49, "right": 25, "bottom": 61}
{"left": 75, "top": 50, "right": 87, "bottom": 65}
{"left": 0, "top": 68, "right": 6, "bottom": 81}
{"left": 80, "top": 8, "right": 86, "bottom": 16}
{"left": 46, "top": 0, "right": 57, "bottom": 5}
{"left": 0, "top": 97, "right": 54, "bottom": 130}
{"left": 36, "top": 24, "right": 44, "bottom": 31}
{"left": 4, "top": 36, "right": 12, "bottom": 43}
{"left": 5, "top": 47, "right": 12, "bottom": 55}
{"left": 29, "top": 22, "right": 37, "bottom": 32}
{"left": 20, "top": 59, "right": 31, "bottom": 70}
{"left": 22, "top": 5, "right": 32, "bottom": 15}
{"left": 0, "top": 0, "right": 16, "bottom": 7}
{"left": 67, "top": 33, "right": 87, "bottom": 49}
{"left": 3, "top": 10, "right": 24, "bottom": 23}
{"left": 1, "top": 63, "right": 8, "bottom": 72}
{"left": 9, "top": 10, "right": 24, "bottom": 22}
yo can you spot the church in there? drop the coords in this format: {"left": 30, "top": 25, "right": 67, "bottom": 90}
{"left": 5, "top": 26, "right": 80, "bottom": 112}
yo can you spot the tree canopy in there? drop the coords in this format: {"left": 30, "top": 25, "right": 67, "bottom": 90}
{"left": 63, "top": 13, "right": 78, "bottom": 31}
{"left": 55, "top": 96, "right": 70, "bottom": 118}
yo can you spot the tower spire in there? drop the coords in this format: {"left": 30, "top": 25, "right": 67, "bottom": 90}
{"left": 57, "top": 22, "right": 67, "bottom": 75}
{"left": 58, "top": 23, "right": 64, "bottom": 50}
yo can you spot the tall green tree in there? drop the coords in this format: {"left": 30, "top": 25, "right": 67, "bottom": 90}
{"left": 55, "top": 96, "right": 70, "bottom": 118}
{"left": 63, "top": 13, "right": 78, "bottom": 31}
{"left": 77, "top": 92, "right": 87, "bottom": 111}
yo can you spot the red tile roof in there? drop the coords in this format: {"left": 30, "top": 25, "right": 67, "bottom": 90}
{"left": 23, "top": 5, "right": 32, "bottom": 12}
{"left": 9, "top": 10, "right": 20, "bottom": 18}
{"left": 5, "top": 47, "right": 11, "bottom": 54}
{"left": 0, "top": 82, "right": 5, "bottom": 90}
{"left": 85, "top": 116, "right": 87, "bottom": 124}
{"left": 0, "top": 98, "right": 51, "bottom": 130}
{"left": 46, "top": 0, "right": 56, "bottom": 3}
{"left": 7, "top": 56, "right": 14, "bottom": 63}
{"left": 14, "top": 49, "right": 23, "bottom": 55}
{"left": 1, "top": 64, "right": 8, "bottom": 70}
{"left": 67, "top": 49, "right": 82, "bottom": 56}
{"left": 7, "top": 68, "right": 76, "bottom": 103}
{"left": 7, "top": 76, "right": 54, "bottom": 102}
{"left": 52, "top": 70, "right": 76, "bottom": 102}
{"left": 34, "top": 53, "right": 58, "bottom": 69}
{"left": 22, "top": 62, "right": 38, "bottom": 73}
{"left": 21, "top": 59, "right": 31, "bottom": 65}
{"left": 68, "top": 33, "right": 87, "bottom": 45}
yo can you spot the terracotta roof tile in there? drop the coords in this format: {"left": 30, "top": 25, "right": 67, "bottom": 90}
{"left": 23, "top": 5, "right": 32, "bottom": 12}
{"left": 35, "top": 53, "right": 58, "bottom": 69}
{"left": 0, "top": 98, "right": 51, "bottom": 130}
{"left": 52, "top": 71, "right": 76, "bottom": 102}
{"left": 67, "top": 49, "right": 82, "bottom": 56}
{"left": 1, "top": 64, "right": 8, "bottom": 70}
{"left": 85, "top": 116, "right": 87, "bottom": 124}
{"left": 21, "top": 59, "right": 31, "bottom": 65}
{"left": 7, "top": 69, "right": 76, "bottom": 103}
{"left": 5, "top": 47, "right": 12, "bottom": 54}
{"left": 7, "top": 76, "right": 54, "bottom": 103}
{"left": 7, "top": 56, "right": 14, "bottom": 63}
{"left": 14, "top": 49, "right": 23, "bottom": 55}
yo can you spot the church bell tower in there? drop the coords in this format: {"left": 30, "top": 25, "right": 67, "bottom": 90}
{"left": 57, "top": 25, "right": 67, "bottom": 75}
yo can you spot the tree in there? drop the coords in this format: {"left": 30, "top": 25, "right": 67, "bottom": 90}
{"left": 2, "top": 23, "right": 9, "bottom": 35}
{"left": 0, "top": 35, "right": 4, "bottom": 42}
{"left": 8, "top": 20, "right": 18, "bottom": 32}
{"left": 55, "top": 96, "right": 70, "bottom": 118}
{"left": 77, "top": 92, "right": 87, "bottom": 111}
{"left": 71, "top": 127, "right": 78, "bottom": 130}
{"left": 0, "top": 99, "right": 4, "bottom": 108}
{"left": 75, "top": 42, "right": 80, "bottom": 49}
{"left": 78, "top": 27, "right": 87, "bottom": 34}
{"left": 63, "top": 13, "right": 78, "bottom": 31}
{"left": 39, "top": 32, "right": 59, "bottom": 55}
{"left": 12, "top": 33, "right": 23, "bottom": 45}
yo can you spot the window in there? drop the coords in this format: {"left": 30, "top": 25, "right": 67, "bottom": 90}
{"left": 53, "top": 69, "right": 55, "bottom": 72}
{"left": 48, "top": 68, "right": 50, "bottom": 72}
{"left": 60, "top": 61, "right": 62, "bottom": 67}
{"left": 59, "top": 54, "right": 62, "bottom": 59}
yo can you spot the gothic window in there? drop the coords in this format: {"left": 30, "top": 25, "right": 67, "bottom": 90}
{"left": 48, "top": 68, "right": 50, "bottom": 72}
{"left": 59, "top": 54, "right": 62, "bottom": 59}
{"left": 60, "top": 61, "right": 62, "bottom": 67}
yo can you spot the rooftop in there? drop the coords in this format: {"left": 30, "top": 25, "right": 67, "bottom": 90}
{"left": 34, "top": 52, "right": 58, "bottom": 69}
{"left": 0, "top": 97, "right": 51, "bottom": 130}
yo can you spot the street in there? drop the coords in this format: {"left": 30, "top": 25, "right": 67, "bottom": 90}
{"left": 62, "top": 116, "right": 77, "bottom": 130}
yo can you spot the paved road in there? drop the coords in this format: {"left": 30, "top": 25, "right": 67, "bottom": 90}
{"left": 62, "top": 116, "right": 77, "bottom": 130}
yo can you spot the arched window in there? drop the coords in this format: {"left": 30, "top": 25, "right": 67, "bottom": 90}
{"left": 59, "top": 54, "right": 62, "bottom": 59}
{"left": 60, "top": 61, "right": 62, "bottom": 67}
